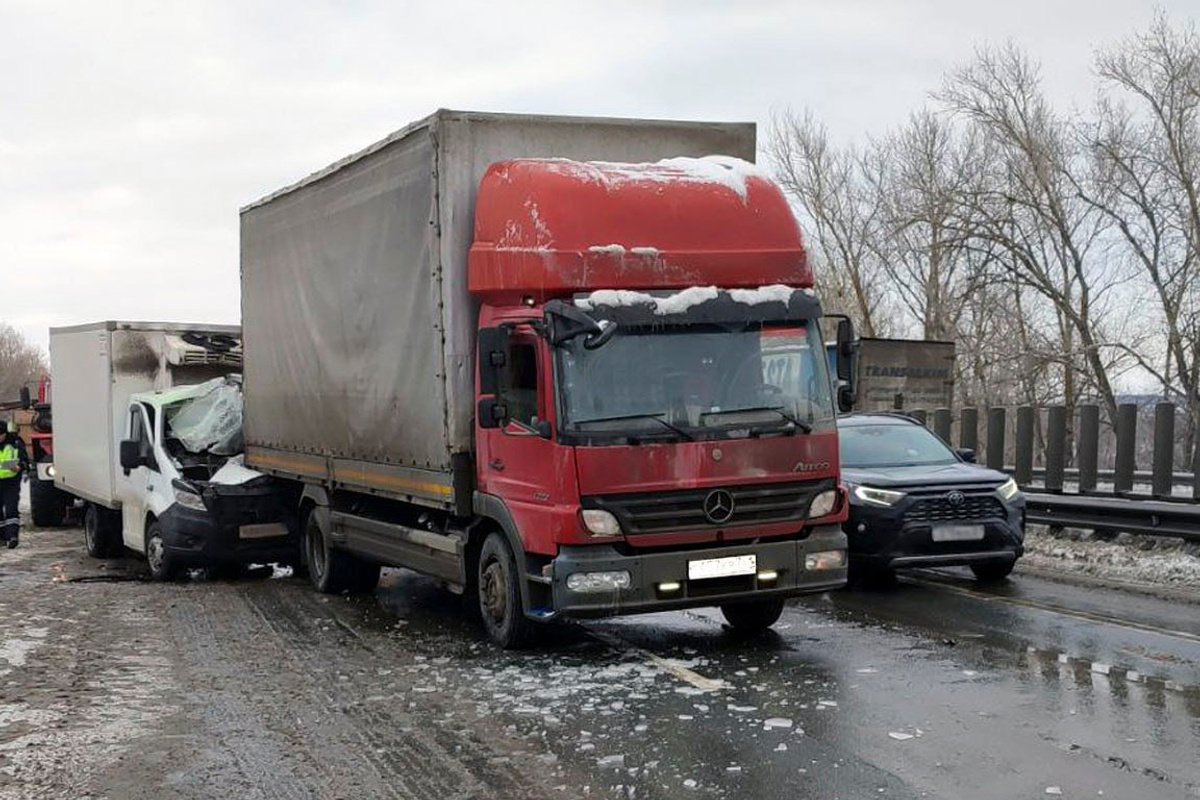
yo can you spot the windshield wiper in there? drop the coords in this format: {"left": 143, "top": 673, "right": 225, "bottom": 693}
{"left": 573, "top": 412, "right": 695, "bottom": 441}
{"left": 700, "top": 406, "right": 813, "bottom": 434}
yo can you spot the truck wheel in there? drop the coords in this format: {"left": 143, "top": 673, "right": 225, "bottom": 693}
{"left": 145, "top": 521, "right": 178, "bottom": 581}
{"left": 30, "top": 478, "right": 68, "bottom": 527}
{"left": 84, "top": 503, "right": 112, "bottom": 558}
{"left": 477, "top": 532, "right": 534, "bottom": 649}
{"left": 720, "top": 599, "right": 786, "bottom": 633}
{"left": 971, "top": 560, "right": 1015, "bottom": 583}
{"left": 303, "top": 510, "right": 378, "bottom": 595}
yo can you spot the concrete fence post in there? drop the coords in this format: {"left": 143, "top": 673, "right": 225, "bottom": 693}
{"left": 932, "top": 408, "right": 952, "bottom": 443}
{"left": 1152, "top": 402, "right": 1175, "bottom": 499}
{"left": 960, "top": 407, "right": 979, "bottom": 452}
{"left": 1114, "top": 403, "right": 1138, "bottom": 495}
{"left": 1014, "top": 406, "right": 1034, "bottom": 486}
{"left": 987, "top": 407, "right": 1006, "bottom": 472}
{"left": 1076, "top": 404, "right": 1099, "bottom": 493}
{"left": 1045, "top": 406, "right": 1066, "bottom": 493}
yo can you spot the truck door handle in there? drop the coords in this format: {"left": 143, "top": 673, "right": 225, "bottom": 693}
{"left": 489, "top": 459, "right": 505, "bottom": 471}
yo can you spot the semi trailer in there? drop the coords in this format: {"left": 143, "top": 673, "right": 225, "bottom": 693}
{"left": 242, "top": 110, "right": 856, "bottom": 646}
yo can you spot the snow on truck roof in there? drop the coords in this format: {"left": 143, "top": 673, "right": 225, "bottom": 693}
{"left": 469, "top": 157, "right": 810, "bottom": 300}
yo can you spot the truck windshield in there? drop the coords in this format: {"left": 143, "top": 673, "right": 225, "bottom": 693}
{"left": 556, "top": 320, "right": 835, "bottom": 441}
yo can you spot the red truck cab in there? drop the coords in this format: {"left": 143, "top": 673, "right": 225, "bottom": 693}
{"left": 467, "top": 157, "right": 849, "bottom": 638}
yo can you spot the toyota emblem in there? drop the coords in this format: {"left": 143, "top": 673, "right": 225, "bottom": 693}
{"left": 946, "top": 490, "right": 965, "bottom": 507}
{"left": 703, "top": 489, "right": 736, "bottom": 524}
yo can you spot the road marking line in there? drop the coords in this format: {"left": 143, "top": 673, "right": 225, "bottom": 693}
{"left": 906, "top": 575, "right": 1200, "bottom": 645}
{"left": 588, "top": 630, "right": 725, "bottom": 692}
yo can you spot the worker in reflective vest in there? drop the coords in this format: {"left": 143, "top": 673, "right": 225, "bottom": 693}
{"left": 0, "top": 420, "right": 29, "bottom": 548}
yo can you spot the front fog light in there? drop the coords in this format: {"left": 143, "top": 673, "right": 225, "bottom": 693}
{"left": 566, "top": 571, "right": 632, "bottom": 593}
{"left": 581, "top": 509, "right": 622, "bottom": 537}
{"left": 807, "top": 489, "right": 838, "bottom": 518}
{"left": 805, "top": 550, "right": 846, "bottom": 571}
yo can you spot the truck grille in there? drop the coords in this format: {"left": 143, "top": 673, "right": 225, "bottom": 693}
{"left": 906, "top": 492, "right": 1005, "bottom": 523}
{"left": 584, "top": 479, "right": 836, "bottom": 535}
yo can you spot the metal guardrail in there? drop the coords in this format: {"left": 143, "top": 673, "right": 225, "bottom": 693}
{"left": 1024, "top": 492, "right": 1200, "bottom": 542}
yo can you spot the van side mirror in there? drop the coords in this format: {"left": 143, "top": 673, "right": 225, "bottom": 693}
{"left": 119, "top": 440, "right": 143, "bottom": 473}
{"left": 19, "top": 386, "right": 31, "bottom": 410}
{"left": 478, "top": 327, "right": 510, "bottom": 397}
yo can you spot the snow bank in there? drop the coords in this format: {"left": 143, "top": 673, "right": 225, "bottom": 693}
{"left": 1022, "top": 526, "right": 1200, "bottom": 588}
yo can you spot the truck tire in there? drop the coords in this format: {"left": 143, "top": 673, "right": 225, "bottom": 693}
{"left": 84, "top": 503, "right": 119, "bottom": 558}
{"left": 477, "top": 531, "right": 535, "bottom": 649}
{"left": 30, "top": 478, "right": 69, "bottom": 528}
{"left": 303, "top": 510, "right": 378, "bottom": 595}
{"left": 970, "top": 560, "right": 1015, "bottom": 583}
{"left": 720, "top": 598, "right": 786, "bottom": 633}
{"left": 145, "top": 521, "right": 179, "bottom": 581}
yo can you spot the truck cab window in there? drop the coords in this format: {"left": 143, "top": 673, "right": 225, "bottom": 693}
{"left": 501, "top": 342, "right": 539, "bottom": 429}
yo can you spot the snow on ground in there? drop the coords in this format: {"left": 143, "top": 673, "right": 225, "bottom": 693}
{"left": 1022, "top": 525, "right": 1200, "bottom": 589}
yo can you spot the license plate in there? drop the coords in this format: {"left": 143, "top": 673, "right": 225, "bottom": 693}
{"left": 932, "top": 524, "right": 985, "bottom": 542}
{"left": 688, "top": 554, "right": 757, "bottom": 580}
{"left": 239, "top": 522, "right": 288, "bottom": 540}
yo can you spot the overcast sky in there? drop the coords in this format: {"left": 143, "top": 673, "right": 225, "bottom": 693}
{"left": 1, "top": 0, "right": 1194, "bottom": 353}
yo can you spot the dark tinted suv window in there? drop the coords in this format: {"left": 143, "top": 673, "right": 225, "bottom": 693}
{"left": 840, "top": 422, "right": 956, "bottom": 468}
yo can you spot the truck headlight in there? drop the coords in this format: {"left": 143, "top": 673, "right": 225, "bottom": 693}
{"left": 173, "top": 487, "right": 206, "bottom": 511}
{"left": 566, "top": 571, "right": 632, "bottom": 593}
{"left": 852, "top": 485, "right": 906, "bottom": 507}
{"left": 807, "top": 489, "right": 838, "bottom": 518}
{"left": 46, "top": 464, "right": 56, "bottom": 478}
{"left": 996, "top": 477, "right": 1020, "bottom": 501}
{"left": 581, "top": 509, "right": 622, "bottom": 537}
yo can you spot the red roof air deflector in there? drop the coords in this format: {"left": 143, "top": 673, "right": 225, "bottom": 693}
{"left": 468, "top": 157, "right": 810, "bottom": 301}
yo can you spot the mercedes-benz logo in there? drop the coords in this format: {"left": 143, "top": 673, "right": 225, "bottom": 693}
{"left": 946, "top": 490, "right": 965, "bottom": 507}
{"left": 703, "top": 489, "right": 736, "bottom": 524}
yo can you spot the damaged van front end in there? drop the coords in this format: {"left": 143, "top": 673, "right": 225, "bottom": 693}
{"left": 124, "top": 376, "right": 297, "bottom": 578}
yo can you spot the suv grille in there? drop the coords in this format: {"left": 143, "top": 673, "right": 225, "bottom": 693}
{"left": 584, "top": 479, "right": 836, "bottom": 535}
{"left": 906, "top": 493, "right": 1005, "bottom": 523}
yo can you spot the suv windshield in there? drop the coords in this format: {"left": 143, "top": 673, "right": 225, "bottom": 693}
{"left": 840, "top": 422, "right": 958, "bottom": 468}
{"left": 556, "top": 320, "right": 835, "bottom": 441}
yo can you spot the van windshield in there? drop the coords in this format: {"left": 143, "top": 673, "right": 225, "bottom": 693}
{"left": 555, "top": 320, "right": 835, "bottom": 442}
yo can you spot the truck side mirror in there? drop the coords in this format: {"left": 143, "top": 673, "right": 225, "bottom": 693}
{"left": 836, "top": 318, "right": 856, "bottom": 382}
{"left": 477, "top": 398, "right": 508, "bottom": 429}
{"left": 19, "top": 386, "right": 31, "bottom": 410}
{"left": 119, "top": 440, "right": 143, "bottom": 474}
{"left": 478, "top": 327, "right": 510, "bottom": 397}
{"left": 837, "top": 385, "right": 855, "bottom": 414}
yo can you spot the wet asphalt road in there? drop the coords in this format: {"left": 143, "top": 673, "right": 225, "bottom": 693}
{"left": 2, "top": 524, "right": 1198, "bottom": 799}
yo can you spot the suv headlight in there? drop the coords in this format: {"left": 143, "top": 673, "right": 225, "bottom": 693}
{"left": 581, "top": 509, "right": 622, "bottom": 537}
{"left": 996, "top": 477, "right": 1021, "bottom": 501}
{"left": 852, "top": 485, "right": 906, "bottom": 507}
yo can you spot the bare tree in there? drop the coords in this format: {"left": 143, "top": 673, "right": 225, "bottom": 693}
{"left": 768, "top": 109, "right": 890, "bottom": 337}
{"left": 873, "top": 109, "right": 997, "bottom": 341}
{"left": 1083, "top": 12, "right": 1200, "bottom": 456}
{"left": 937, "top": 43, "right": 1125, "bottom": 422}
{"left": 0, "top": 324, "right": 47, "bottom": 403}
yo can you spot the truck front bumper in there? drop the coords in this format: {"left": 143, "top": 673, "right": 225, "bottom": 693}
{"left": 158, "top": 503, "right": 297, "bottom": 568}
{"left": 549, "top": 525, "right": 847, "bottom": 618}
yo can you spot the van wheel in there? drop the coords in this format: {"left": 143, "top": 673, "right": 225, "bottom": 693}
{"left": 84, "top": 504, "right": 114, "bottom": 558}
{"left": 304, "top": 510, "right": 378, "bottom": 595}
{"left": 720, "top": 599, "right": 786, "bottom": 632}
{"left": 145, "top": 521, "right": 178, "bottom": 581}
{"left": 31, "top": 478, "right": 69, "bottom": 527}
{"left": 477, "top": 532, "right": 534, "bottom": 649}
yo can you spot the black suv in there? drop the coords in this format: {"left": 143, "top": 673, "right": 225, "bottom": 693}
{"left": 838, "top": 413, "right": 1024, "bottom": 583}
